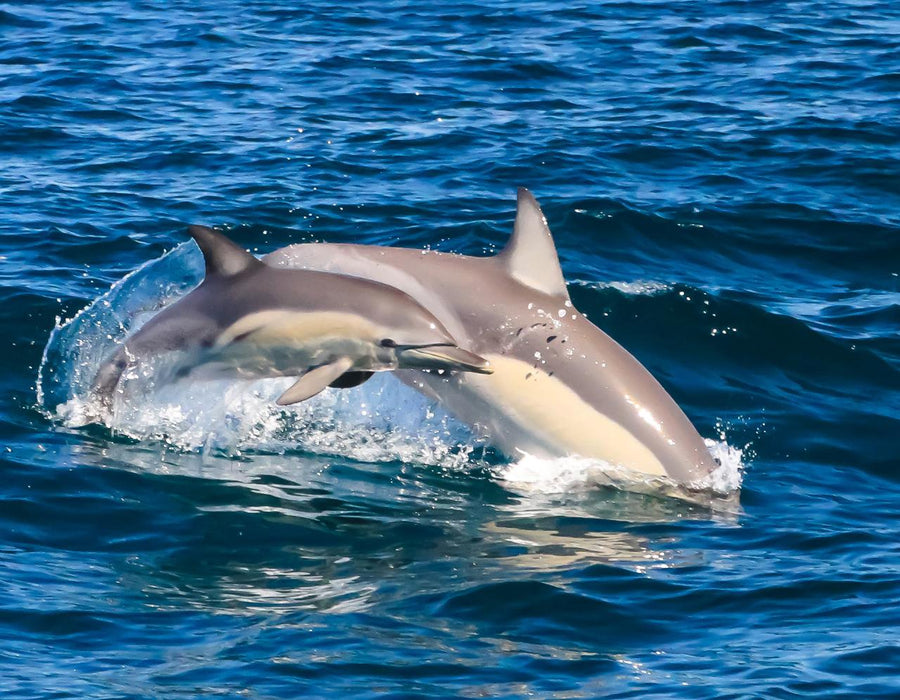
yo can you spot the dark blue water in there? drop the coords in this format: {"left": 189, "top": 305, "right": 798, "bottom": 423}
{"left": 3, "top": 1, "right": 899, "bottom": 697}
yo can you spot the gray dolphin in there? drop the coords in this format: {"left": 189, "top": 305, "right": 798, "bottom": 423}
{"left": 91, "top": 225, "right": 491, "bottom": 409}
{"left": 264, "top": 189, "right": 718, "bottom": 486}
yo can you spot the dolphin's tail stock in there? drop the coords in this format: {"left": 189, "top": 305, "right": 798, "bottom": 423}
{"left": 90, "top": 345, "right": 130, "bottom": 411}
{"left": 88, "top": 294, "right": 216, "bottom": 414}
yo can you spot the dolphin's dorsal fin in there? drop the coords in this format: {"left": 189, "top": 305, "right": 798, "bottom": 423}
{"left": 188, "top": 225, "right": 262, "bottom": 277}
{"left": 496, "top": 188, "right": 569, "bottom": 300}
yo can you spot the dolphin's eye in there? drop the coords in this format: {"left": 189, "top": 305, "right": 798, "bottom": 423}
{"left": 380, "top": 338, "right": 397, "bottom": 348}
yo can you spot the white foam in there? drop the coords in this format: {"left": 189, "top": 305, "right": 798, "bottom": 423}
{"left": 570, "top": 279, "right": 671, "bottom": 296}
{"left": 498, "top": 438, "right": 743, "bottom": 510}
{"left": 55, "top": 367, "right": 476, "bottom": 469}
{"left": 700, "top": 438, "right": 745, "bottom": 493}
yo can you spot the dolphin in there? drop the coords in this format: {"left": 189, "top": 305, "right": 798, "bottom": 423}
{"left": 91, "top": 225, "right": 492, "bottom": 409}
{"left": 264, "top": 189, "right": 719, "bottom": 487}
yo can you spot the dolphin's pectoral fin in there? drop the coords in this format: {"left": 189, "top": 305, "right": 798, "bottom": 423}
{"left": 328, "top": 371, "right": 374, "bottom": 389}
{"left": 496, "top": 188, "right": 569, "bottom": 300}
{"left": 275, "top": 357, "right": 355, "bottom": 406}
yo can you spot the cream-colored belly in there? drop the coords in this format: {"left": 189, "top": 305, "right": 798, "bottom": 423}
{"left": 216, "top": 310, "right": 379, "bottom": 347}
{"left": 205, "top": 310, "right": 382, "bottom": 378}
{"left": 438, "top": 354, "right": 667, "bottom": 477}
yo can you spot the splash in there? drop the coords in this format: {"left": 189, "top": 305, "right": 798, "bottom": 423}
{"left": 37, "top": 242, "right": 204, "bottom": 412}
{"left": 498, "top": 438, "right": 743, "bottom": 510}
{"left": 37, "top": 243, "right": 476, "bottom": 468}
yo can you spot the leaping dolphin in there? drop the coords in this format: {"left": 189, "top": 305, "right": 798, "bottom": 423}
{"left": 264, "top": 189, "right": 719, "bottom": 487}
{"left": 91, "top": 225, "right": 492, "bottom": 409}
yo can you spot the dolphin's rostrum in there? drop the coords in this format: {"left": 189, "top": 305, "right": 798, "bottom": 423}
{"left": 91, "top": 225, "right": 492, "bottom": 409}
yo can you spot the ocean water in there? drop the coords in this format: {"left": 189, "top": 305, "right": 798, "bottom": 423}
{"left": 2, "top": 1, "right": 899, "bottom": 697}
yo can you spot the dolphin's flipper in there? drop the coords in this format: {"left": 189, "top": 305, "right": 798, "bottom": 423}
{"left": 328, "top": 371, "right": 374, "bottom": 389}
{"left": 275, "top": 357, "right": 355, "bottom": 406}
{"left": 497, "top": 188, "right": 569, "bottom": 300}
{"left": 188, "top": 225, "right": 263, "bottom": 278}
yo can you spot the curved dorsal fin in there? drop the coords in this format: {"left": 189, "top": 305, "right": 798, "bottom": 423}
{"left": 496, "top": 188, "right": 569, "bottom": 299}
{"left": 188, "top": 225, "right": 262, "bottom": 277}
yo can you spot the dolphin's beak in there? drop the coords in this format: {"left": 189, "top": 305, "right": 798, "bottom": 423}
{"left": 398, "top": 344, "right": 493, "bottom": 374}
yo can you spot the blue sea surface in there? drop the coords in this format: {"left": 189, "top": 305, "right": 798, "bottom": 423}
{"left": 2, "top": 1, "right": 899, "bottom": 697}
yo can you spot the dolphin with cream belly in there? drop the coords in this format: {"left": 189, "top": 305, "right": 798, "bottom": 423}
{"left": 264, "top": 189, "right": 718, "bottom": 486}
{"left": 91, "top": 225, "right": 491, "bottom": 409}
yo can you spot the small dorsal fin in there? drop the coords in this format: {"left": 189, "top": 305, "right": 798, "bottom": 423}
{"left": 187, "top": 225, "right": 262, "bottom": 277}
{"left": 496, "top": 188, "right": 569, "bottom": 300}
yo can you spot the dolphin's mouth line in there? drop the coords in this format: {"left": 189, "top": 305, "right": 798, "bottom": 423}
{"left": 395, "top": 342, "right": 457, "bottom": 351}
